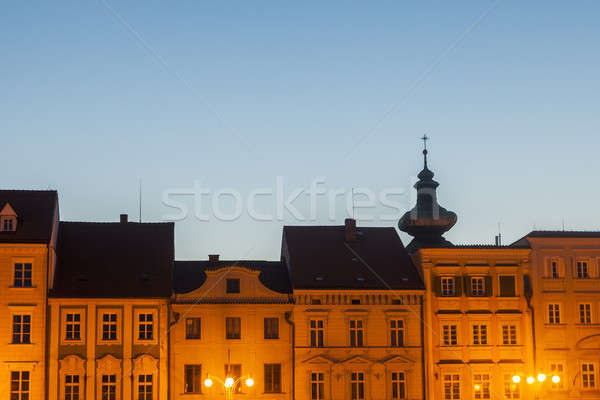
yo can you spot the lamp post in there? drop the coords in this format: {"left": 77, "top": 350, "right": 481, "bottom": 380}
{"left": 509, "top": 372, "right": 561, "bottom": 399}
{"left": 203, "top": 374, "right": 254, "bottom": 400}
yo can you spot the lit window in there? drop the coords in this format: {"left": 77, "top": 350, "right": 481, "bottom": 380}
{"left": 264, "top": 363, "right": 281, "bottom": 393}
{"left": 502, "top": 325, "right": 517, "bottom": 345}
{"left": 441, "top": 277, "right": 456, "bottom": 296}
{"left": 503, "top": 374, "right": 520, "bottom": 398}
{"left": 548, "top": 304, "right": 561, "bottom": 324}
{"left": 577, "top": 261, "right": 590, "bottom": 279}
{"left": 310, "top": 320, "right": 324, "bottom": 347}
{"left": 580, "top": 304, "right": 592, "bottom": 324}
{"left": 224, "top": 364, "right": 242, "bottom": 393}
{"left": 138, "top": 313, "right": 153, "bottom": 340}
{"left": 582, "top": 363, "right": 596, "bottom": 389}
{"left": 12, "top": 314, "right": 31, "bottom": 344}
{"left": 443, "top": 374, "right": 460, "bottom": 400}
{"left": 138, "top": 374, "right": 152, "bottom": 400}
{"left": 65, "top": 313, "right": 81, "bottom": 341}
{"left": 310, "top": 372, "right": 325, "bottom": 400}
{"left": 264, "top": 318, "right": 279, "bottom": 339}
{"left": 101, "top": 375, "right": 117, "bottom": 400}
{"left": 391, "top": 372, "right": 406, "bottom": 399}
{"left": 350, "top": 372, "right": 365, "bottom": 400}
{"left": 11, "top": 371, "right": 29, "bottom": 400}
{"left": 442, "top": 325, "right": 457, "bottom": 346}
{"left": 185, "top": 318, "right": 201, "bottom": 339}
{"left": 65, "top": 375, "right": 80, "bottom": 400}
{"left": 472, "top": 325, "right": 488, "bottom": 345}
{"left": 184, "top": 365, "right": 201, "bottom": 393}
{"left": 349, "top": 320, "right": 364, "bottom": 347}
{"left": 13, "top": 263, "right": 32, "bottom": 287}
{"left": 550, "top": 363, "right": 563, "bottom": 389}
{"left": 473, "top": 374, "right": 490, "bottom": 399}
{"left": 471, "top": 277, "right": 485, "bottom": 296}
{"left": 226, "top": 317, "right": 241, "bottom": 339}
{"left": 390, "top": 320, "right": 404, "bottom": 347}
{"left": 102, "top": 313, "right": 117, "bottom": 341}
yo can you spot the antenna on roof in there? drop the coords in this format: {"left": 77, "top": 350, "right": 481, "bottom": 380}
{"left": 494, "top": 222, "right": 502, "bottom": 246}
{"left": 351, "top": 188, "right": 355, "bottom": 219}
{"left": 562, "top": 219, "right": 565, "bottom": 231}
{"left": 138, "top": 178, "right": 142, "bottom": 223}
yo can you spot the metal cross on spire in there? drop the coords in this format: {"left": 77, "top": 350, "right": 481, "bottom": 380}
{"left": 421, "top": 134, "right": 429, "bottom": 150}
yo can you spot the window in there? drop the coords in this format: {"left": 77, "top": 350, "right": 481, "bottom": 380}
{"left": 184, "top": 365, "right": 202, "bottom": 393}
{"left": 226, "top": 279, "right": 240, "bottom": 293}
{"left": 224, "top": 364, "right": 242, "bottom": 393}
{"left": 390, "top": 320, "right": 404, "bottom": 347}
{"left": 101, "top": 375, "right": 117, "bottom": 400}
{"left": 351, "top": 299, "right": 361, "bottom": 305}
{"left": 264, "top": 318, "right": 279, "bottom": 339}
{"left": 65, "top": 375, "right": 80, "bottom": 400}
{"left": 550, "top": 363, "right": 564, "bottom": 389}
{"left": 1, "top": 216, "right": 16, "bottom": 232}
{"left": 138, "top": 313, "right": 153, "bottom": 340}
{"left": 502, "top": 325, "right": 517, "bottom": 345}
{"left": 226, "top": 317, "right": 241, "bottom": 339}
{"left": 471, "top": 277, "right": 485, "bottom": 296}
{"left": 548, "top": 304, "right": 561, "bottom": 324}
{"left": 441, "top": 277, "right": 456, "bottom": 296}
{"left": 547, "top": 259, "right": 561, "bottom": 279}
{"left": 138, "top": 375, "right": 152, "bottom": 400}
{"left": 442, "top": 325, "right": 457, "bottom": 346}
{"left": 65, "top": 313, "right": 81, "bottom": 341}
{"left": 102, "top": 313, "right": 117, "bottom": 341}
{"left": 391, "top": 372, "right": 406, "bottom": 399}
{"left": 13, "top": 263, "right": 32, "bottom": 287}
{"left": 310, "top": 372, "right": 325, "bottom": 400}
{"left": 577, "top": 261, "right": 590, "bottom": 279}
{"left": 264, "top": 363, "right": 281, "bottom": 393}
{"left": 350, "top": 372, "right": 365, "bottom": 400}
{"left": 503, "top": 374, "right": 520, "bottom": 398}
{"left": 12, "top": 314, "right": 31, "bottom": 344}
{"left": 580, "top": 304, "right": 592, "bottom": 324}
{"left": 473, "top": 374, "right": 490, "bottom": 399}
{"left": 11, "top": 371, "right": 30, "bottom": 400}
{"left": 499, "top": 276, "right": 516, "bottom": 297}
{"left": 582, "top": 363, "right": 596, "bottom": 389}
{"left": 472, "top": 324, "right": 488, "bottom": 345}
{"left": 349, "top": 320, "right": 364, "bottom": 347}
{"left": 310, "top": 320, "right": 324, "bottom": 347}
{"left": 185, "top": 318, "right": 201, "bottom": 339}
{"left": 443, "top": 374, "right": 460, "bottom": 400}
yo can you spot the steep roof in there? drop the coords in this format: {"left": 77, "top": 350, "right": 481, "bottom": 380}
{"left": 173, "top": 260, "right": 290, "bottom": 294}
{"left": 511, "top": 230, "right": 600, "bottom": 247}
{"left": 0, "top": 190, "right": 58, "bottom": 243}
{"left": 51, "top": 221, "right": 174, "bottom": 298}
{"left": 282, "top": 225, "right": 424, "bottom": 290}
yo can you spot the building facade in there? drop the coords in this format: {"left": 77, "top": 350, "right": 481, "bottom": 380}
{"left": 0, "top": 190, "right": 59, "bottom": 400}
{"left": 514, "top": 232, "right": 600, "bottom": 399}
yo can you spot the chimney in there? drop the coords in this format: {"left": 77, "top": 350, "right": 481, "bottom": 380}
{"left": 120, "top": 214, "right": 128, "bottom": 224}
{"left": 345, "top": 218, "right": 357, "bottom": 242}
{"left": 208, "top": 254, "right": 220, "bottom": 262}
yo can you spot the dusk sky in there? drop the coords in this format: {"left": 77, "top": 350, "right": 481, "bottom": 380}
{"left": 3, "top": 1, "right": 599, "bottom": 260}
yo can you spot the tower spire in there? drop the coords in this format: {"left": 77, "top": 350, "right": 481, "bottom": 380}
{"left": 398, "top": 136, "right": 457, "bottom": 252}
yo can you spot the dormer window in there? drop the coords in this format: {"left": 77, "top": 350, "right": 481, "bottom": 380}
{"left": 0, "top": 203, "right": 18, "bottom": 232}
{"left": 226, "top": 279, "right": 240, "bottom": 294}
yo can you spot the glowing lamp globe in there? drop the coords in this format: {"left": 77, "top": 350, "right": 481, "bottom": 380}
{"left": 245, "top": 378, "right": 255, "bottom": 387}
{"left": 512, "top": 375, "right": 521, "bottom": 384}
{"left": 552, "top": 375, "right": 560, "bottom": 384}
{"left": 537, "top": 373, "right": 546, "bottom": 382}
{"left": 204, "top": 378, "right": 213, "bottom": 388}
{"left": 473, "top": 384, "right": 480, "bottom": 391}
{"left": 224, "top": 377, "right": 235, "bottom": 388}
{"left": 526, "top": 376, "right": 535, "bottom": 384}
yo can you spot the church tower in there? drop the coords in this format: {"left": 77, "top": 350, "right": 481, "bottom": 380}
{"left": 399, "top": 136, "right": 457, "bottom": 252}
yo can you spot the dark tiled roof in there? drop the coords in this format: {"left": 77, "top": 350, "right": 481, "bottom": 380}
{"left": 51, "top": 221, "right": 174, "bottom": 298}
{"left": 282, "top": 225, "right": 425, "bottom": 290}
{"left": 0, "top": 190, "right": 58, "bottom": 243}
{"left": 173, "top": 260, "right": 291, "bottom": 294}
{"left": 511, "top": 230, "right": 600, "bottom": 247}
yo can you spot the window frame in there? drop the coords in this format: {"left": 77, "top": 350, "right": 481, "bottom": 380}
{"left": 549, "top": 362, "right": 564, "bottom": 389}
{"left": 349, "top": 319, "right": 364, "bottom": 347}
{"left": 547, "top": 303, "right": 561, "bottom": 324}
{"left": 64, "top": 374, "right": 81, "bottom": 400}
{"left": 226, "top": 278, "right": 241, "bottom": 293}
{"left": 579, "top": 303, "right": 592, "bottom": 324}
{"left": 442, "top": 324, "right": 458, "bottom": 346}
{"left": 501, "top": 324, "right": 518, "bottom": 345}
{"left": 391, "top": 371, "right": 406, "bottom": 399}
{"left": 309, "top": 319, "right": 325, "bottom": 347}
{"left": 472, "top": 324, "right": 488, "bottom": 345}
{"left": 471, "top": 277, "right": 485, "bottom": 297}
{"left": 62, "top": 308, "right": 86, "bottom": 345}
{"left": 576, "top": 259, "right": 591, "bottom": 279}
{"left": 11, "top": 313, "right": 31, "bottom": 344}
{"left": 13, "top": 262, "right": 33, "bottom": 288}
{"left": 10, "top": 371, "right": 30, "bottom": 400}
{"left": 390, "top": 319, "right": 405, "bottom": 347}
{"left": 581, "top": 362, "right": 597, "bottom": 389}
{"left": 498, "top": 275, "right": 517, "bottom": 297}
{"left": 503, "top": 373, "right": 520, "bottom": 398}
{"left": 185, "top": 317, "right": 201, "bottom": 340}
{"left": 443, "top": 373, "right": 460, "bottom": 400}
{"left": 225, "top": 317, "right": 242, "bottom": 340}
{"left": 134, "top": 308, "right": 158, "bottom": 344}
{"left": 350, "top": 371, "right": 365, "bottom": 400}
{"left": 473, "top": 373, "right": 490, "bottom": 399}
{"left": 264, "top": 363, "right": 282, "bottom": 393}
{"left": 97, "top": 308, "right": 122, "bottom": 345}
{"left": 441, "top": 276, "right": 456, "bottom": 297}
{"left": 184, "top": 364, "right": 202, "bottom": 394}
{"left": 264, "top": 317, "right": 279, "bottom": 340}
{"left": 310, "top": 371, "right": 325, "bottom": 400}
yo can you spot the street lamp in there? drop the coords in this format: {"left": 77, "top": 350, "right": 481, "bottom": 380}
{"left": 203, "top": 374, "right": 254, "bottom": 400}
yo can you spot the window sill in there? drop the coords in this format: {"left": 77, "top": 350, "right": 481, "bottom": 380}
{"left": 8, "top": 286, "right": 37, "bottom": 289}
{"left": 544, "top": 323, "right": 567, "bottom": 327}
{"left": 61, "top": 340, "right": 85, "bottom": 346}
{"left": 97, "top": 340, "right": 121, "bottom": 345}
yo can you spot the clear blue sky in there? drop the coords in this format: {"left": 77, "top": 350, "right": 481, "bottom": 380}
{"left": 2, "top": 1, "right": 599, "bottom": 260}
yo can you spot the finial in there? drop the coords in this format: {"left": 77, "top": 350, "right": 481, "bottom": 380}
{"left": 421, "top": 134, "right": 429, "bottom": 167}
